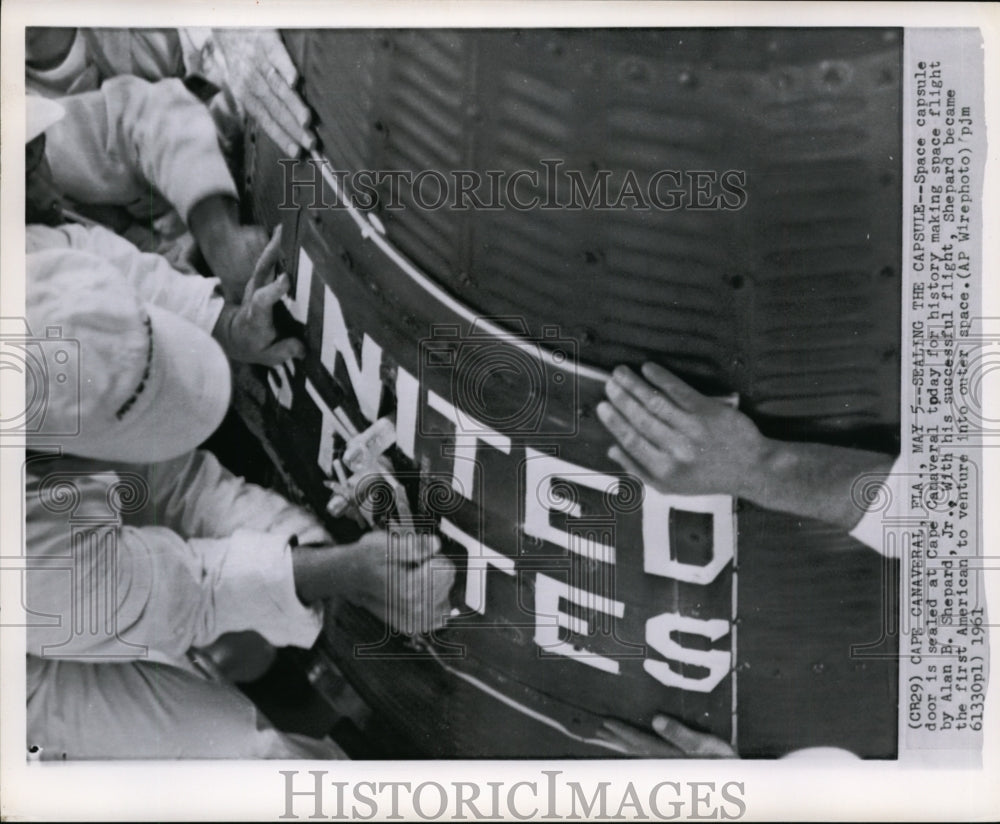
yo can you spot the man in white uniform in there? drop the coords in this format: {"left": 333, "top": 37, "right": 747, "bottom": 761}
{"left": 24, "top": 253, "right": 454, "bottom": 759}
{"left": 28, "top": 75, "right": 269, "bottom": 300}
{"left": 26, "top": 27, "right": 313, "bottom": 158}
{"left": 27, "top": 94, "right": 301, "bottom": 366}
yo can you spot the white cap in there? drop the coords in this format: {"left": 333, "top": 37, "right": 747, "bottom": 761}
{"left": 25, "top": 248, "right": 232, "bottom": 462}
{"left": 26, "top": 95, "right": 66, "bottom": 143}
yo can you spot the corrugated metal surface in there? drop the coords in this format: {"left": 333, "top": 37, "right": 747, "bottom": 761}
{"left": 243, "top": 29, "right": 901, "bottom": 758}
{"left": 285, "top": 28, "right": 900, "bottom": 448}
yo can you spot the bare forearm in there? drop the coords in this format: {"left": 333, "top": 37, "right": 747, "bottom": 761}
{"left": 291, "top": 545, "right": 357, "bottom": 605}
{"left": 743, "top": 440, "right": 895, "bottom": 530}
{"left": 189, "top": 194, "right": 238, "bottom": 260}
{"left": 189, "top": 195, "right": 271, "bottom": 302}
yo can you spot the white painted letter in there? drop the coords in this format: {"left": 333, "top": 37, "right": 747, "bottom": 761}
{"left": 523, "top": 449, "right": 618, "bottom": 565}
{"left": 320, "top": 283, "right": 383, "bottom": 422}
{"left": 427, "top": 391, "right": 511, "bottom": 498}
{"left": 394, "top": 366, "right": 419, "bottom": 460}
{"left": 267, "top": 360, "right": 295, "bottom": 410}
{"left": 304, "top": 378, "right": 356, "bottom": 476}
{"left": 283, "top": 248, "right": 313, "bottom": 324}
{"left": 642, "top": 488, "right": 735, "bottom": 584}
{"left": 644, "top": 612, "right": 731, "bottom": 693}
{"left": 439, "top": 518, "right": 515, "bottom": 614}
{"left": 533, "top": 573, "right": 625, "bottom": 674}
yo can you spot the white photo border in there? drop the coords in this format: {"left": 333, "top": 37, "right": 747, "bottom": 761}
{"left": 2, "top": 1, "right": 998, "bottom": 820}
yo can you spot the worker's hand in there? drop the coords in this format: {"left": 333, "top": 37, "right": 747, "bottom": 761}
{"left": 339, "top": 530, "right": 455, "bottom": 635}
{"left": 595, "top": 715, "right": 737, "bottom": 758}
{"left": 211, "top": 28, "right": 314, "bottom": 157}
{"left": 213, "top": 225, "right": 305, "bottom": 366}
{"left": 597, "top": 363, "right": 766, "bottom": 499}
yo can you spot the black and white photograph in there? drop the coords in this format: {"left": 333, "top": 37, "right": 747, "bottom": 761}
{"left": 1, "top": 1, "right": 997, "bottom": 821}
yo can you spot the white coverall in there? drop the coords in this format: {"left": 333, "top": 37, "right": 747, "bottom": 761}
{"left": 25, "top": 450, "right": 343, "bottom": 759}
{"left": 27, "top": 28, "right": 204, "bottom": 98}
{"left": 27, "top": 222, "right": 225, "bottom": 331}
{"left": 39, "top": 73, "right": 239, "bottom": 266}
{"left": 27, "top": 28, "right": 230, "bottom": 100}
{"left": 27, "top": 28, "right": 243, "bottom": 146}
{"left": 23, "top": 232, "right": 343, "bottom": 758}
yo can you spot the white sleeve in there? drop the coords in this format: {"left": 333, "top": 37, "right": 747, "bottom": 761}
{"left": 131, "top": 449, "right": 330, "bottom": 546}
{"left": 44, "top": 74, "right": 238, "bottom": 223}
{"left": 29, "top": 223, "right": 224, "bottom": 334}
{"left": 25, "top": 459, "right": 323, "bottom": 663}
